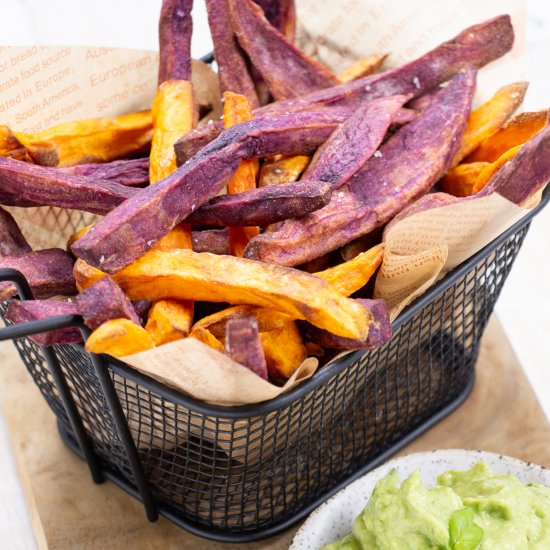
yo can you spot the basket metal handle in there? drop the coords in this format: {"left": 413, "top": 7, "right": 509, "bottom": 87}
{"left": 0, "top": 268, "right": 159, "bottom": 522}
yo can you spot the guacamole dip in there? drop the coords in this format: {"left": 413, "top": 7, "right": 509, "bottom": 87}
{"left": 322, "top": 462, "right": 550, "bottom": 550}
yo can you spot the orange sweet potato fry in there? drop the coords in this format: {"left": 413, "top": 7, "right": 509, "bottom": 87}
{"left": 224, "top": 91, "right": 253, "bottom": 129}
{"left": 452, "top": 82, "right": 528, "bottom": 166}
{"left": 189, "top": 244, "right": 384, "bottom": 377}
{"left": 337, "top": 53, "right": 388, "bottom": 83}
{"left": 190, "top": 244, "right": 384, "bottom": 334}
{"left": 2, "top": 112, "right": 153, "bottom": 167}
{"left": 73, "top": 221, "right": 205, "bottom": 293}
{"left": 227, "top": 159, "right": 257, "bottom": 195}
{"left": 192, "top": 305, "right": 292, "bottom": 337}
{"left": 143, "top": 274, "right": 193, "bottom": 345}
{"left": 74, "top": 258, "right": 105, "bottom": 292}
{"left": 466, "top": 110, "right": 550, "bottom": 163}
{"left": 145, "top": 299, "right": 193, "bottom": 345}
{"left": 0, "top": 126, "right": 27, "bottom": 161}
{"left": 150, "top": 80, "right": 196, "bottom": 183}
{"left": 75, "top": 242, "right": 385, "bottom": 374}
{"left": 224, "top": 91, "right": 257, "bottom": 194}
{"left": 154, "top": 224, "right": 194, "bottom": 250}
{"left": 148, "top": 73, "right": 197, "bottom": 344}
{"left": 314, "top": 243, "right": 384, "bottom": 296}
{"left": 85, "top": 318, "right": 155, "bottom": 358}
{"left": 473, "top": 145, "right": 523, "bottom": 194}
{"left": 259, "top": 155, "right": 311, "bottom": 186}
{"left": 223, "top": 91, "right": 260, "bottom": 255}
{"left": 260, "top": 321, "right": 306, "bottom": 379}
{"left": 440, "top": 162, "right": 490, "bottom": 197}
{"left": 230, "top": 226, "right": 260, "bottom": 257}
{"left": 72, "top": 47, "right": 197, "bottom": 346}
{"left": 75, "top": 249, "right": 371, "bottom": 340}
{"left": 189, "top": 327, "right": 225, "bottom": 353}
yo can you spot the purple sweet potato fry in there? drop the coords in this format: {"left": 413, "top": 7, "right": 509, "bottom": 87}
{"left": 0, "top": 156, "right": 137, "bottom": 215}
{"left": 0, "top": 191, "right": 40, "bottom": 208}
{"left": 72, "top": 143, "right": 239, "bottom": 273}
{"left": 255, "top": 15, "right": 513, "bottom": 116}
{"left": 339, "top": 227, "right": 384, "bottom": 263}
{"left": 386, "top": 125, "right": 550, "bottom": 222}
{"left": 225, "top": 316, "right": 268, "bottom": 379}
{"left": 0, "top": 249, "right": 76, "bottom": 302}
{"left": 73, "top": 111, "right": 356, "bottom": 273}
{"left": 175, "top": 16, "right": 511, "bottom": 158}
{"left": 76, "top": 276, "right": 141, "bottom": 330}
{"left": 174, "top": 105, "right": 355, "bottom": 165}
{"left": 229, "top": 0, "right": 339, "bottom": 100}
{"left": 58, "top": 158, "right": 150, "bottom": 187}
{"left": 191, "top": 228, "right": 231, "bottom": 255}
{"left": 392, "top": 107, "right": 418, "bottom": 125}
{"left": 158, "top": 0, "right": 193, "bottom": 84}
{"left": 132, "top": 300, "right": 152, "bottom": 325}
{"left": 186, "top": 180, "right": 332, "bottom": 226}
{"left": 303, "top": 95, "right": 410, "bottom": 187}
{"left": 4, "top": 299, "right": 82, "bottom": 346}
{"left": 479, "top": 124, "right": 550, "bottom": 205}
{"left": 250, "top": 64, "right": 272, "bottom": 107}
{"left": 407, "top": 87, "right": 443, "bottom": 112}
{"left": 205, "top": 0, "right": 260, "bottom": 107}
{"left": 175, "top": 106, "right": 415, "bottom": 165}
{"left": 245, "top": 67, "right": 477, "bottom": 266}
{"left": 174, "top": 122, "right": 225, "bottom": 166}
{"left": 0, "top": 206, "right": 32, "bottom": 257}
{"left": 300, "top": 299, "right": 391, "bottom": 350}
{"left": 254, "top": 0, "right": 295, "bottom": 39}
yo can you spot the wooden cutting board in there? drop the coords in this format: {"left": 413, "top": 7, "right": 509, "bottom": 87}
{"left": 1, "top": 316, "right": 549, "bottom": 549}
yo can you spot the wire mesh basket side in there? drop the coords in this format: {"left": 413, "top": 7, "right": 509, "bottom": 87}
{"left": 1, "top": 221, "right": 530, "bottom": 538}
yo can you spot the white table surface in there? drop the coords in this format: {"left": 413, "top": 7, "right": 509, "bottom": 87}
{"left": 1, "top": 1, "right": 549, "bottom": 547}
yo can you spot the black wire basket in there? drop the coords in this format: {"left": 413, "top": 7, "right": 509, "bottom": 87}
{"left": 0, "top": 188, "right": 547, "bottom": 543}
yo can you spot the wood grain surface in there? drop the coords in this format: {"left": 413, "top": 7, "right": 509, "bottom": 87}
{"left": 0, "top": 316, "right": 548, "bottom": 549}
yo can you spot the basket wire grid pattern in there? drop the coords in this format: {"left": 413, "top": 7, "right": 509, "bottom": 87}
{"left": 0, "top": 192, "right": 545, "bottom": 542}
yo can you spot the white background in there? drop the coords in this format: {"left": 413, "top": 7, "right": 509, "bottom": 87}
{"left": 0, "top": 0, "right": 549, "bottom": 547}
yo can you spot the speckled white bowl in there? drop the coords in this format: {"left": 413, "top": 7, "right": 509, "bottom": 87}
{"left": 290, "top": 449, "right": 550, "bottom": 550}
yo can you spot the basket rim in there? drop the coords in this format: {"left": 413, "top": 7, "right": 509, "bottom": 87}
{"left": 101, "top": 185, "right": 550, "bottom": 417}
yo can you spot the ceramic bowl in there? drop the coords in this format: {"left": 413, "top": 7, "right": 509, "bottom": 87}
{"left": 290, "top": 449, "right": 550, "bottom": 549}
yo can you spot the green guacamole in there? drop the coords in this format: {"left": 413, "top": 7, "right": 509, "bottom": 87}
{"left": 322, "top": 462, "right": 550, "bottom": 550}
